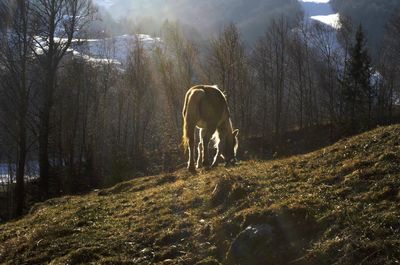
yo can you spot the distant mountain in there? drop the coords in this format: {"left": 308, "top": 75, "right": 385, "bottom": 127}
{"left": 94, "top": 0, "right": 302, "bottom": 42}
{"left": 331, "top": 0, "right": 400, "bottom": 57}
{"left": 92, "top": 0, "right": 399, "bottom": 53}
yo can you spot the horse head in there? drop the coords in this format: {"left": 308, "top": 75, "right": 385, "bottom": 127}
{"left": 221, "top": 129, "right": 239, "bottom": 167}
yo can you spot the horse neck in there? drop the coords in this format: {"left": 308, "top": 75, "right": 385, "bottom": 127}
{"left": 219, "top": 119, "right": 233, "bottom": 141}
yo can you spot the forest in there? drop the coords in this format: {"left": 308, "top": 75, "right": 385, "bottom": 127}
{"left": 0, "top": 0, "right": 399, "bottom": 221}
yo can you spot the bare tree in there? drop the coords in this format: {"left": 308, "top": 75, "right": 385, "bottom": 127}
{"left": 126, "top": 35, "right": 154, "bottom": 157}
{"left": 0, "top": 0, "right": 35, "bottom": 216}
{"left": 208, "top": 24, "right": 251, "bottom": 135}
{"left": 379, "top": 11, "right": 400, "bottom": 123}
{"left": 155, "top": 22, "right": 200, "bottom": 132}
{"left": 310, "top": 22, "right": 342, "bottom": 137}
{"left": 251, "top": 37, "right": 273, "bottom": 137}
{"left": 265, "top": 17, "right": 291, "bottom": 138}
{"left": 31, "top": 0, "right": 92, "bottom": 198}
{"left": 288, "top": 20, "right": 319, "bottom": 130}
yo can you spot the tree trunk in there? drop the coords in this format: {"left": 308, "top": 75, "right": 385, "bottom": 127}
{"left": 15, "top": 121, "right": 27, "bottom": 216}
{"left": 39, "top": 109, "right": 50, "bottom": 199}
{"left": 39, "top": 73, "right": 55, "bottom": 199}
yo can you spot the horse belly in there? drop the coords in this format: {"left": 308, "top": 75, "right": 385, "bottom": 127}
{"left": 196, "top": 119, "right": 207, "bottom": 128}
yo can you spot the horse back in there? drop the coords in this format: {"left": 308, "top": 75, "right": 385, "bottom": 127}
{"left": 183, "top": 85, "right": 230, "bottom": 128}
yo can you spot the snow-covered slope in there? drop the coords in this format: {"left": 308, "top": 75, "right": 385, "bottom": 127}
{"left": 70, "top": 34, "right": 160, "bottom": 66}
{"left": 33, "top": 34, "right": 160, "bottom": 68}
{"left": 299, "top": 0, "right": 341, "bottom": 29}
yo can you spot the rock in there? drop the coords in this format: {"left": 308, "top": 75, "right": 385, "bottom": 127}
{"left": 225, "top": 207, "right": 319, "bottom": 264}
{"left": 226, "top": 224, "right": 274, "bottom": 265}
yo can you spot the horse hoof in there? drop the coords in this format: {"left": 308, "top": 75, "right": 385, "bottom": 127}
{"left": 188, "top": 166, "right": 197, "bottom": 174}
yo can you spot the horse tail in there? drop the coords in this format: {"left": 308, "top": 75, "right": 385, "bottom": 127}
{"left": 182, "top": 125, "right": 189, "bottom": 153}
{"left": 181, "top": 90, "right": 190, "bottom": 152}
{"left": 181, "top": 88, "right": 205, "bottom": 153}
{"left": 182, "top": 89, "right": 191, "bottom": 121}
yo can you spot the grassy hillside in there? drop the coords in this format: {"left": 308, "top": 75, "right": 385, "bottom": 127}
{"left": 1, "top": 125, "right": 400, "bottom": 265}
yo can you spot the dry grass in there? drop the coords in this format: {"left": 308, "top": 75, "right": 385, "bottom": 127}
{"left": 0, "top": 125, "right": 399, "bottom": 264}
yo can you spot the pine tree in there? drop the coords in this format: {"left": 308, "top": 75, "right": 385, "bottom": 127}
{"left": 342, "top": 25, "right": 373, "bottom": 132}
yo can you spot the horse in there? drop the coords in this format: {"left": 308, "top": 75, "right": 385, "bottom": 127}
{"left": 182, "top": 85, "right": 239, "bottom": 172}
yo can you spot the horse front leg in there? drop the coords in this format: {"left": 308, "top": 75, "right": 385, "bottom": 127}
{"left": 211, "top": 147, "right": 220, "bottom": 168}
{"left": 197, "top": 128, "right": 205, "bottom": 168}
{"left": 197, "top": 141, "right": 203, "bottom": 168}
{"left": 202, "top": 129, "right": 214, "bottom": 169}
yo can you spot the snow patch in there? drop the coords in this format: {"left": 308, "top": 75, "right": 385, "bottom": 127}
{"left": 310, "top": 13, "right": 341, "bottom": 29}
{"left": 299, "top": 0, "right": 341, "bottom": 29}
{"left": 33, "top": 34, "right": 161, "bottom": 68}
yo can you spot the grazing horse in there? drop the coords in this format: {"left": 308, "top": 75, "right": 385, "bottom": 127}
{"left": 182, "top": 85, "right": 239, "bottom": 172}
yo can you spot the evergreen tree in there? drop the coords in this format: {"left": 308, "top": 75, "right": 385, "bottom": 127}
{"left": 342, "top": 25, "right": 373, "bottom": 132}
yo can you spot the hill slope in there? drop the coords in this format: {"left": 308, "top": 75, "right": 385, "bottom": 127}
{"left": 1, "top": 125, "right": 400, "bottom": 264}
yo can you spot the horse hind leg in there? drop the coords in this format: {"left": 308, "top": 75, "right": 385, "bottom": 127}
{"left": 197, "top": 129, "right": 204, "bottom": 168}
{"left": 187, "top": 124, "right": 196, "bottom": 173}
{"left": 184, "top": 88, "right": 205, "bottom": 173}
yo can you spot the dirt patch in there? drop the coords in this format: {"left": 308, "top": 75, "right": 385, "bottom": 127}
{"left": 210, "top": 175, "right": 253, "bottom": 207}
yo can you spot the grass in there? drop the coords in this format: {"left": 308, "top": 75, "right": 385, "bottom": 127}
{"left": 0, "top": 125, "right": 400, "bottom": 264}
